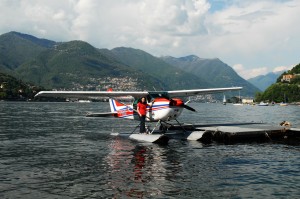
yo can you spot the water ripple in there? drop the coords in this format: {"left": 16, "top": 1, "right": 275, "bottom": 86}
{"left": 0, "top": 102, "right": 300, "bottom": 198}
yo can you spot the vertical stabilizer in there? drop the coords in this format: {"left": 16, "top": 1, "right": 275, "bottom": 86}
{"left": 109, "top": 98, "right": 126, "bottom": 112}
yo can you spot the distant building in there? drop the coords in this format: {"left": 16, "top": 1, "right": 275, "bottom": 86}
{"left": 242, "top": 98, "right": 254, "bottom": 104}
{"left": 281, "top": 74, "right": 296, "bottom": 82}
{"left": 0, "top": 82, "right": 7, "bottom": 89}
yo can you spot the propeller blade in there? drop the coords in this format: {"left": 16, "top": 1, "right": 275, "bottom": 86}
{"left": 183, "top": 104, "right": 196, "bottom": 112}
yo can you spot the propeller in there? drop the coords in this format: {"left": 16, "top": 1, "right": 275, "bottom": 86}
{"left": 182, "top": 104, "right": 196, "bottom": 112}
{"left": 169, "top": 98, "right": 196, "bottom": 112}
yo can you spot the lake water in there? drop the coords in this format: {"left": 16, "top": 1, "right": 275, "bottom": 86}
{"left": 1, "top": 102, "right": 300, "bottom": 198}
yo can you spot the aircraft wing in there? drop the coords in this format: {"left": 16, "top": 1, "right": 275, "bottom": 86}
{"left": 35, "top": 87, "right": 242, "bottom": 99}
{"left": 34, "top": 91, "right": 148, "bottom": 99}
{"left": 166, "top": 87, "right": 242, "bottom": 98}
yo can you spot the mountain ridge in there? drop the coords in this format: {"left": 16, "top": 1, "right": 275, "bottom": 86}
{"left": 1, "top": 31, "right": 257, "bottom": 96}
{"left": 255, "top": 63, "right": 300, "bottom": 103}
{"left": 110, "top": 47, "right": 212, "bottom": 90}
{"left": 161, "top": 56, "right": 260, "bottom": 96}
{"left": 248, "top": 72, "right": 282, "bottom": 91}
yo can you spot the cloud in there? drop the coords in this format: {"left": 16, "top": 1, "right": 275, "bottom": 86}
{"left": 140, "top": 0, "right": 210, "bottom": 35}
{"left": 205, "top": 1, "right": 300, "bottom": 55}
{"left": 233, "top": 63, "right": 268, "bottom": 79}
{"left": 273, "top": 65, "right": 294, "bottom": 73}
{"left": 0, "top": 0, "right": 77, "bottom": 40}
{"left": 234, "top": 63, "right": 295, "bottom": 79}
{"left": 0, "top": 0, "right": 299, "bottom": 78}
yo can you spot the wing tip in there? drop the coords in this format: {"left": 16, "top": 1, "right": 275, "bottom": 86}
{"left": 34, "top": 91, "right": 42, "bottom": 98}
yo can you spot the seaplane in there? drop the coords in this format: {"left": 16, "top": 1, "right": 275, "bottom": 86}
{"left": 35, "top": 86, "right": 242, "bottom": 144}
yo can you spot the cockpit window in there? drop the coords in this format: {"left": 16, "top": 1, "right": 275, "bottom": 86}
{"left": 148, "top": 92, "right": 170, "bottom": 100}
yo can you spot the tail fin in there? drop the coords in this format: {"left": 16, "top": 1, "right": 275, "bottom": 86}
{"left": 107, "top": 88, "right": 127, "bottom": 112}
{"left": 109, "top": 98, "right": 126, "bottom": 112}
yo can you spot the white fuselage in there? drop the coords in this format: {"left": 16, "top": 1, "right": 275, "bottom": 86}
{"left": 110, "top": 99, "right": 184, "bottom": 122}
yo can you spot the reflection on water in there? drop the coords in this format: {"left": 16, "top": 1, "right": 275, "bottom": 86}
{"left": 105, "top": 139, "right": 167, "bottom": 198}
{"left": 0, "top": 102, "right": 300, "bottom": 198}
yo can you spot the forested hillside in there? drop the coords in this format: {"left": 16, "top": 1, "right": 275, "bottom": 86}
{"left": 248, "top": 72, "right": 281, "bottom": 91}
{"left": 255, "top": 63, "right": 300, "bottom": 103}
{"left": 0, "top": 72, "right": 44, "bottom": 100}
{"left": 0, "top": 31, "right": 258, "bottom": 96}
{"left": 161, "top": 55, "right": 260, "bottom": 96}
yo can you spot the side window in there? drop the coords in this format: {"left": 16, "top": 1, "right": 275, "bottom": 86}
{"left": 148, "top": 92, "right": 170, "bottom": 100}
{"left": 146, "top": 95, "right": 152, "bottom": 103}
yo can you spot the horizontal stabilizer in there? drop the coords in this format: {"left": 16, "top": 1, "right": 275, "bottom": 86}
{"left": 86, "top": 112, "right": 118, "bottom": 118}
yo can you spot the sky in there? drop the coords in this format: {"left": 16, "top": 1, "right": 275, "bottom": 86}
{"left": 0, "top": 0, "right": 299, "bottom": 79}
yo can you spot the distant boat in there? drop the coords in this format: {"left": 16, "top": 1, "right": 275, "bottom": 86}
{"left": 233, "top": 91, "right": 243, "bottom": 106}
{"left": 280, "top": 93, "right": 288, "bottom": 106}
{"left": 78, "top": 100, "right": 91, "bottom": 103}
{"left": 223, "top": 94, "right": 226, "bottom": 105}
{"left": 258, "top": 101, "right": 269, "bottom": 106}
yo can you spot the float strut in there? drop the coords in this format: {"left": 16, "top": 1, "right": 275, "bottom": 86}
{"left": 149, "top": 120, "right": 161, "bottom": 134}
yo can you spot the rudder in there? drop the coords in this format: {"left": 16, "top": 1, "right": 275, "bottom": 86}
{"left": 109, "top": 98, "right": 126, "bottom": 112}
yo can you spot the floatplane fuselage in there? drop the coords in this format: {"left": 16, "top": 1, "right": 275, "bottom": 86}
{"left": 98, "top": 97, "right": 186, "bottom": 122}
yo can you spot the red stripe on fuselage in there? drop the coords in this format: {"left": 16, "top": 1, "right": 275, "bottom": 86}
{"left": 153, "top": 98, "right": 170, "bottom": 102}
{"left": 115, "top": 100, "right": 127, "bottom": 107}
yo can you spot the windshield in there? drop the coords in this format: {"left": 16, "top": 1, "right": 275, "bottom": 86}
{"left": 148, "top": 92, "right": 170, "bottom": 100}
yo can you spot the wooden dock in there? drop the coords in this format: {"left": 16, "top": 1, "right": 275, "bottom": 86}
{"left": 161, "top": 122, "right": 300, "bottom": 144}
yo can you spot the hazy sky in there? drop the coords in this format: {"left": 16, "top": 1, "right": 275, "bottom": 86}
{"left": 1, "top": 0, "right": 299, "bottom": 79}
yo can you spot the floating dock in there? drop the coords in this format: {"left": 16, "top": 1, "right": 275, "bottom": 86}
{"left": 161, "top": 122, "right": 300, "bottom": 144}
{"left": 112, "top": 122, "right": 300, "bottom": 145}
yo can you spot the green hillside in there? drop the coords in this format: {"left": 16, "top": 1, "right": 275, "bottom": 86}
{"left": 277, "top": 64, "right": 300, "bottom": 84}
{"left": 161, "top": 55, "right": 259, "bottom": 96}
{"left": 0, "top": 31, "right": 260, "bottom": 96}
{"left": 0, "top": 72, "right": 44, "bottom": 100}
{"left": 0, "top": 33, "right": 162, "bottom": 91}
{"left": 255, "top": 63, "right": 300, "bottom": 103}
{"left": 248, "top": 72, "right": 281, "bottom": 91}
{"left": 0, "top": 32, "right": 49, "bottom": 71}
{"left": 16, "top": 41, "right": 163, "bottom": 90}
{"left": 111, "top": 47, "right": 212, "bottom": 90}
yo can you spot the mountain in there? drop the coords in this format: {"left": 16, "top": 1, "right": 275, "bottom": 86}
{"left": 247, "top": 72, "right": 281, "bottom": 91}
{"left": 0, "top": 32, "right": 163, "bottom": 90}
{"left": 0, "top": 72, "right": 44, "bottom": 100}
{"left": 110, "top": 47, "right": 212, "bottom": 90}
{"left": 255, "top": 63, "right": 300, "bottom": 103}
{"left": 1, "top": 32, "right": 210, "bottom": 91}
{"left": 161, "top": 55, "right": 260, "bottom": 96}
{"left": 0, "top": 31, "right": 258, "bottom": 96}
{"left": 14, "top": 41, "right": 149, "bottom": 89}
{"left": 0, "top": 31, "right": 50, "bottom": 72}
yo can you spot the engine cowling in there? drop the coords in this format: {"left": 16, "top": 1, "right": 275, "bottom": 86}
{"left": 169, "top": 98, "right": 184, "bottom": 107}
